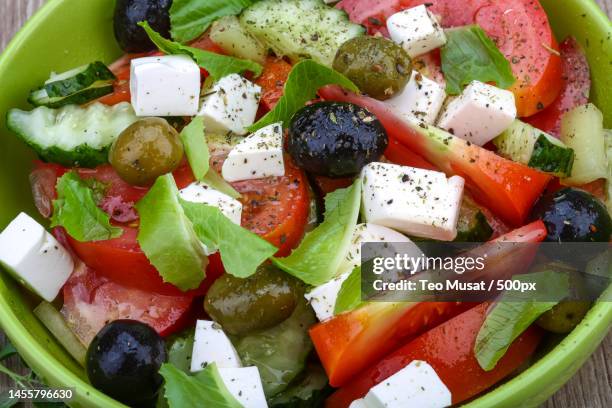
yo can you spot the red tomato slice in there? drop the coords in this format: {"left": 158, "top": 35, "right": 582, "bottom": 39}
{"left": 339, "top": 0, "right": 563, "bottom": 117}
{"left": 525, "top": 37, "right": 591, "bottom": 136}
{"left": 255, "top": 57, "right": 293, "bottom": 111}
{"left": 61, "top": 263, "right": 196, "bottom": 346}
{"left": 384, "top": 137, "right": 438, "bottom": 171}
{"left": 319, "top": 86, "right": 552, "bottom": 226}
{"left": 326, "top": 303, "right": 543, "bottom": 407}
{"left": 311, "top": 221, "right": 546, "bottom": 388}
{"left": 310, "top": 302, "right": 474, "bottom": 387}
{"left": 474, "top": 0, "right": 563, "bottom": 117}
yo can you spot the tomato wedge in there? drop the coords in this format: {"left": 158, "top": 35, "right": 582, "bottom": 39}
{"left": 525, "top": 37, "right": 591, "bottom": 137}
{"left": 255, "top": 57, "right": 293, "bottom": 111}
{"left": 319, "top": 86, "right": 552, "bottom": 226}
{"left": 326, "top": 303, "right": 543, "bottom": 407}
{"left": 61, "top": 264, "right": 196, "bottom": 346}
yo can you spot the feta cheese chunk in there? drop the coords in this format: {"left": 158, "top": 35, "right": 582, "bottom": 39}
{"left": 437, "top": 80, "right": 517, "bottom": 146}
{"left": 130, "top": 55, "right": 200, "bottom": 116}
{"left": 222, "top": 123, "right": 285, "bottom": 182}
{"left": 386, "top": 71, "right": 446, "bottom": 125}
{"left": 387, "top": 5, "right": 447, "bottom": 58}
{"left": 179, "top": 182, "right": 242, "bottom": 226}
{"left": 0, "top": 212, "right": 73, "bottom": 302}
{"left": 364, "top": 360, "right": 451, "bottom": 408}
{"left": 198, "top": 74, "right": 261, "bottom": 135}
{"left": 218, "top": 367, "right": 268, "bottom": 408}
{"left": 305, "top": 223, "right": 415, "bottom": 321}
{"left": 191, "top": 320, "right": 242, "bottom": 372}
{"left": 349, "top": 399, "right": 368, "bottom": 408}
{"left": 361, "top": 163, "right": 464, "bottom": 241}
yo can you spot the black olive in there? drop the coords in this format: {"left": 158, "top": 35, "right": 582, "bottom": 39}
{"left": 531, "top": 188, "right": 612, "bottom": 242}
{"left": 288, "top": 102, "right": 388, "bottom": 178}
{"left": 114, "top": 0, "right": 172, "bottom": 53}
{"left": 86, "top": 320, "right": 167, "bottom": 406}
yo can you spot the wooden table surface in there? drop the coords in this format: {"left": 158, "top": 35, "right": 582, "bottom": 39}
{"left": 1, "top": 0, "right": 611, "bottom": 407}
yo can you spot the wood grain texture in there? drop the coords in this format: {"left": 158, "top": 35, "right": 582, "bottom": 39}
{"left": 0, "top": 0, "right": 611, "bottom": 407}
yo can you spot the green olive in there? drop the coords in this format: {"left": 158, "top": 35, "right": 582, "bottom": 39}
{"left": 109, "top": 118, "right": 184, "bottom": 186}
{"left": 537, "top": 301, "right": 591, "bottom": 334}
{"left": 204, "top": 264, "right": 303, "bottom": 336}
{"left": 333, "top": 36, "right": 412, "bottom": 101}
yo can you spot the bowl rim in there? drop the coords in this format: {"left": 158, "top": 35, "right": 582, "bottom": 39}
{"left": 0, "top": 1, "right": 610, "bottom": 408}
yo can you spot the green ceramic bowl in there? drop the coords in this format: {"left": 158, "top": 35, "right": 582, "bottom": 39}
{"left": 0, "top": 0, "right": 610, "bottom": 407}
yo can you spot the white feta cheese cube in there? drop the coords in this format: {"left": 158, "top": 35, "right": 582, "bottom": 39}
{"left": 437, "top": 80, "right": 517, "bottom": 146}
{"left": 364, "top": 360, "right": 451, "bottom": 408}
{"left": 387, "top": 5, "right": 447, "bottom": 58}
{"left": 361, "top": 163, "right": 464, "bottom": 241}
{"left": 386, "top": 71, "right": 446, "bottom": 125}
{"left": 222, "top": 123, "right": 285, "bottom": 182}
{"left": 130, "top": 55, "right": 200, "bottom": 116}
{"left": 218, "top": 366, "right": 268, "bottom": 408}
{"left": 198, "top": 74, "right": 261, "bottom": 135}
{"left": 179, "top": 182, "right": 242, "bottom": 226}
{"left": 191, "top": 320, "right": 242, "bottom": 372}
{"left": 305, "top": 223, "right": 418, "bottom": 321}
{"left": 349, "top": 399, "right": 369, "bottom": 408}
{"left": 0, "top": 213, "right": 73, "bottom": 302}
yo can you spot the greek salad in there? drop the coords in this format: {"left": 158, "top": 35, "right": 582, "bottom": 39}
{"left": 1, "top": 0, "right": 611, "bottom": 407}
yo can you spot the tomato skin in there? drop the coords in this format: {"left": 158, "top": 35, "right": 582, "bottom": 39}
{"left": 336, "top": 0, "right": 402, "bottom": 36}
{"left": 255, "top": 57, "right": 293, "bottom": 111}
{"left": 326, "top": 303, "right": 543, "bottom": 407}
{"left": 525, "top": 37, "right": 591, "bottom": 136}
{"left": 61, "top": 264, "right": 197, "bottom": 346}
{"left": 384, "top": 137, "right": 438, "bottom": 171}
{"left": 310, "top": 302, "right": 475, "bottom": 387}
{"left": 319, "top": 86, "right": 552, "bottom": 226}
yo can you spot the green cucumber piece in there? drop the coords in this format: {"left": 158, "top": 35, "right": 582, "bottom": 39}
{"left": 210, "top": 16, "right": 267, "bottom": 64}
{"left": 240, "top": 0, "right": 365, "bottom": 67}
{"left": 34, "top": 302, "right": 87, "bottom": 366}
{"left": 494, "top": 120, "right": 574, "bottom": 177}
{"left": 28, "top": 61, "right": 116, "bottom": 108}
{"left": 455, "top": 197, "right": 494, "bottom": 242}
{"left": 7, "top": 102, "right": 139, "bottom": 167}
{"left": 560, "top": 104, "right": 607, "bottom": 185}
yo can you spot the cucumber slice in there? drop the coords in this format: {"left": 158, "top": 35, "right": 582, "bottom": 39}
{"left": 560, "top": 104, "right": 607, "bottom": 185}
{"left": 455, "top": 197, "right": 494, "bottom": 242}
{"left": 7, "top": 102, "right": 139, "bottom": 168}
{"left": 494, "top": 120, "right": 574, "bottom": 177}
{"left": 28, "top": 61, "right": 116, "bottom": 108}
{"left": 240, "top": 0, "right": 365, "bottom": 67}
{"left": 210, "top": 16, "right": 267, "bottom": 64}
{"left": 34, "top": 301, "right": 87, "bottom": 366}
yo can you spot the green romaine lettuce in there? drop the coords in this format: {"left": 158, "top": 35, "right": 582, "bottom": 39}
{"left": 51, "top": 172, "right": 122, "bottom": 242}
{"left": 180, "top": 200, "right": 277, "bottom": 278}
{"left": 249, "top": 59, "right": 359, "bottom": 132}
{"left": 135, "top": 175, "right": 207, "bottom": 291}
{"left": 169, "top": 0, "right": 258, "bottom": 43}
{"left": 334, "top": 267, "right": 364, "bottom": 315}
{"left": 441, "top": 25, "right": 515, "bottom": 95}
{"left": 160, "top": 363, "right": 241, "bottom": 408}
{"left": 272, "top": 180, "right": 361, "bottom": 286}
{"left": 140, "top": 22, "right": 262, "bottom": 80}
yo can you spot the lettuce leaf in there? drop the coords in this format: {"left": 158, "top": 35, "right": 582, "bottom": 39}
{"left": 271, "top": 180, "right": 361, "bottom": 285}
{"left": 160, "top": 363, "right": 241, "bottom": 408}
{"left": 51, "top": 172, "right": 122, "bottom": 242}
{"left": 474, "top": 270, "right": 569, "bottom": 371}
{"left": 135, "top": 175, "right": 207, "bottom": 291}
{"left": 441, "top": 25, "right": 515, "bottom": 95}
{"left": 180, "top": 117, "right": 240, "bottom": 199}
{"left": 141, "top": 22, "right": 262, "bottom": 80}
{"left": 334, "top": 267, "right": 365, "bottom": 315}
{"left": 169, "top": 0, "right": 258, "bottom": 43}
{"left": 249, "top": 60, "right": 359, "bottom": 132}
{"left": 180, "top": 200, "right": 277, "bottom": 278}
